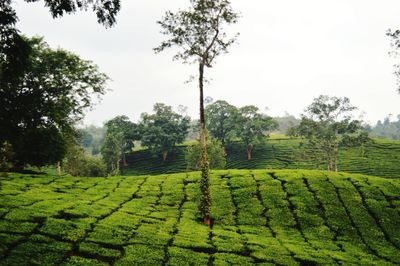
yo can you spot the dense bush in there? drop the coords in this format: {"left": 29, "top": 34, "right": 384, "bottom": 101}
{"left": 64, "top": 144, "right": 107, "bottom": 177}
{"left": 185, "top": 138, "right": 226, "bottom": 170}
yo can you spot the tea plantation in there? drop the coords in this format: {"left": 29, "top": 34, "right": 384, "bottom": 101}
{"left": 0, "top": 170, "right": 399, "bottom": 265}
{"left": 124, "top": 138, "right": 400, "bottom": 178}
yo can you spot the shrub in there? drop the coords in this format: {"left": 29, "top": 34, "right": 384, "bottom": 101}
{"left": 64, "top": 144, "right": 107, "bottom": 177}
{"left": 80, "top": 157, "right": 107, "bottom": 177}
{"left": 185, "top": 137, "right": 226, "bottom": 170}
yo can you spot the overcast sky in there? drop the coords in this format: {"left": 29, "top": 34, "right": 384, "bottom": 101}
{"left": 12, "top": 0, "right": 400, "bottom": 125}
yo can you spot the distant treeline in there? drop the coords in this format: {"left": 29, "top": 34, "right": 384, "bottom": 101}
{"left": 367, "top": 115, "right": 400, "bottom": 140}
{"left": 78, "top": 113, "right": 400, "bottom": 155}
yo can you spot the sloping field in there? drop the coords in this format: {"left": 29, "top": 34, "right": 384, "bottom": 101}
{"left": 124, "top": 139, "right": 400, "bottom": 178}
{"left": 0, "top": 170, "right": 399, "bottom": 265}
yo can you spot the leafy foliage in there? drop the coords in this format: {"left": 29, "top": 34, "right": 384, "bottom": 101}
{"left": 101, "top": 132, "right": 123, "bottom": 175}
{"left": 0, "top": 0, "right": 121, "bottom": 30}
{"left": 0, "top": 1, "right": 31, "bottom": 84}
{"left": 235, "top": 105, "right": 278, "bottom": 160}
{"left": 206, "top": 100, "right": 238, "bottom": 146}
{"left": 139, "top": 103, "right": 190, "bottom": 161}
{"left": 289, "top": 95, "right": 369, "bottom": 171}
{"left": 154, "top": 0, "right": 239, "bottom": 65}
{"left": 103, "top": 116, "right": 138, "bottom": 166}
{"left": 64, "top": 143, "right": 107, "bottom": 177}
{"left": 185, "top": 137, "right": 226, "bottom": 170}
{"left": 0, "top": 36, "right": 108, "bottom": 168}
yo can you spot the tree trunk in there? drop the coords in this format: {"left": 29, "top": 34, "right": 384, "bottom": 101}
{"left": 327, "top": 145, "right": 339, "bottom": 172}
{"left": 162, "top": 150, "right": 168, "bottom": 162}
{"left": 334, "top": 145, "right": 338, "bottom": 172}
{"left": 199, "top": 61, "right": 211, "bottom": 226}
{"left": 327, "top": 150, "right": 332, "bottom": 171}
{"left": 199, "top": 63, "right": 207, "bottom": 166}
{"left": 116, "top": 159, "right": 121, "bottom": 175}
{"left": 57, "top": 162, "right": 61, "bottom": 176}
{"left": 123, "top": 153, "right": 128, "bottom": 166}
{"left": 247, "top": 145, "right": 253, "bottom": 160}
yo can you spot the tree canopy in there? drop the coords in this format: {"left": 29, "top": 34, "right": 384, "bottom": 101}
{"left": 185, "top": 137, "right": 226, "bottom": 171}
{"left": 101, "top": 132, "right": 123, "bottom": 175}
{"left": 1, "top": 0, "right": 120, "bottom": 29}
{"left": 139, "top": 103, "right": 190, "bottom": 161}
{"left": 104, "top": 115, "right": 138, "bottom": 166}
{"left": 154, "top": 0, "right": 239, "bottom": 66}
{"left": 206, "top": 100, "right": 238, "bottom": 146}
{"left": 289, "top": 95, "right": 368, "bottom": 171}
{"left": 0, "top": 36, "right": 108, "bottom": 167}
{"left": 235, "top": 105, "right": 278, "bottom": 160}
{"left": 0, "top": 0, "right": 120, "bottom": 124}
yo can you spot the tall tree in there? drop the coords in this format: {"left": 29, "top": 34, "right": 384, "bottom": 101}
{"left": 104, "top": 116, "right": 138, "bottom": 166}
{"left": 387, "top": 29, "right": 400, "bottom": 94}
{"left": 1, "top": 0, "right": 120, "bottom": 87}
{"left": 0, "top": 36, "right": 108, "bottom": 168}
{"left": 155, "top": 0, "right": 239, "bottom": 224}
{"left": 101, "top": 132, "right": 123, "bottom": 175}
{"left": 235, "top": 106, "right": 278, "bottom": 160}
{"left": 206, "top": 100, "right": 238, "bottom": 146}
{"left": 289, "top": 95, "right": 368, "bottom": 171}
{"left": 139, "top": 103, "right": 190, "bottom": 162}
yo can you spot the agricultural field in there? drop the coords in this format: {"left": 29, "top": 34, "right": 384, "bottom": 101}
{"left": 124, "top": 138, "right": 400, "bottom": 178}
{"left": 0, "top": 170, "right": 399, "bottom": 265}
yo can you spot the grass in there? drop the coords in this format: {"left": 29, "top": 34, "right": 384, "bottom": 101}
{"left": 0, "top": 169, "right": 399, "bottom": 265}
{"left": 123, "top": 138, "right": 400, "bottom": 178}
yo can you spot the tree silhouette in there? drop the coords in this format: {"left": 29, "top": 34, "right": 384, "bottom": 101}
{"left": 155, "top": 0, "right": 239, "bottom": 224}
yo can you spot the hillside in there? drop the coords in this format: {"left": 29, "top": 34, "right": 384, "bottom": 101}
{"left": 124, "top": 138, "right": 400, "bottom": 178}
{"left": 0, "top": 170, "right": 399, "bottom": 265}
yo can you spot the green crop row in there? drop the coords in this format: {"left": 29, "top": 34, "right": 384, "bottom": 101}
{"left": 0, "top": 170, "right": 399, "bottom": 265}
{"left": 123, "top": 138, "right": 400, "bottom": 179}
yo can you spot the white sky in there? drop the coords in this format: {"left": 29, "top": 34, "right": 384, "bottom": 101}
{"left": 12, "top": 0, "right": 400, "bottom": 125}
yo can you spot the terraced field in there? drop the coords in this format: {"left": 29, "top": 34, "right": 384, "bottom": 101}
{"left": 0, "top": 170, "right": 399, "bottom": 265}
{"left": 124, "top": 138, "right": 400, "bottom": 178}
